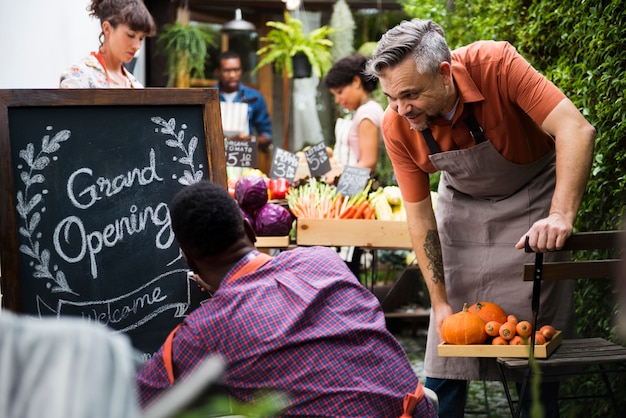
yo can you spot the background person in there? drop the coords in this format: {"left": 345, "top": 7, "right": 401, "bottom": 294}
{"left": 323, "top": 53, "right": 392, "bottom": 277}
{"left": 59, "top": 0, "right": 156, "bottom": 88}
{"left": 135, "top": 180, "right": 436, "bottom": 417}
{"left": 323, "top": 53, "right": 394, "bottom": 186}
{"left": 216, "top": 51, "right": 273, "bottom": 151}
{"left": 366, "top": 19, "right": 595, "bottom": 417}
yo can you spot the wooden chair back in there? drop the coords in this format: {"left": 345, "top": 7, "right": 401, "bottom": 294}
{"left": 523, "top": 230, "right": 622, "bottom": 283}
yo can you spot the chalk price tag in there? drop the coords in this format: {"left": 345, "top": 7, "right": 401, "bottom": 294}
{"left": 304, "top": 141, "right": 331, "bottom": 177}
{"left": 270, "top": 147, "right": 299, "bottom": 184}
{"left": 225, "top": 139, "right": 258, "bottom": 168}
{"left": 336, "top": 166, "right": 371, "bottom": 197}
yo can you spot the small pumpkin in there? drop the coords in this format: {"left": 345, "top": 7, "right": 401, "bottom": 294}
{"left": 441, "top": 303, "right": 488, "bottom": 345}
{"left": 468, "top": 301, "right": 507, "bottom": 325}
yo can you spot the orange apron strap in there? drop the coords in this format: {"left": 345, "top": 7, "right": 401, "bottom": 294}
{"left": 232, "top": 252, "right": 273, "bottom": 278}
{"left": 163, "top": 324, "right": 181, "bottom": 385}
{"left": 399, "top": 382, "right": 425, "bottom": 418}
{"left": 163, "top": 252, "right": 273, "bottom": 386}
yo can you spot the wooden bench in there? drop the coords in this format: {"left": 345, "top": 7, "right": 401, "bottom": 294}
{"left": 496, "top": 230, "right": 626, "bottom": 417}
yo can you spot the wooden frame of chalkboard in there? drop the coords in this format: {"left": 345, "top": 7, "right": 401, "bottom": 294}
{"left": 0, "top": 88, "right": 226, "bottom": 356}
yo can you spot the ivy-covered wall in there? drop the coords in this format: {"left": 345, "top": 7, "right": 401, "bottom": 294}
{"left": 398, "top": 0, "right": 625, "bottom": 415}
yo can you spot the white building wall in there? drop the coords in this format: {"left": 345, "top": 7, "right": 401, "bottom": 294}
{"left": 0, "top": 0, "right": 150, "bottom": 303}
{"left": 0, "top": 0, "right": 146, "bottom": 88}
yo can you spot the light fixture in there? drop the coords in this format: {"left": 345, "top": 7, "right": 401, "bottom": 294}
{"left": 222, "top": 8, "right": 256, "bottom": 32}
{"left": 282, "top": 0, "right": 302, "bottom": 11}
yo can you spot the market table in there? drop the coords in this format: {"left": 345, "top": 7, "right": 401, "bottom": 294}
{"left": 292, "top": 219, "right": 429, "bottom": 326}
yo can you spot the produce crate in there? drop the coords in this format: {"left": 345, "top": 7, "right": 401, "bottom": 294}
{"left": 295, "top": 219, "right": 412, "bottom": 249}
{"left": 255, "top": 236, "right": 291, "bottom": 249}
{"left": 438, "top": 331, "right": 563, "bottom": 359}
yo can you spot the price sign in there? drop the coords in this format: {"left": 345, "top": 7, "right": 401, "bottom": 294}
{"left": 304, "top": 141, "right": 331, "bottom": 177}
{"left": 270, "top": 147, "right": 299, "bottom": 184}
{"left": 336, "top": 166, "right": 371, "bottom": 197}
{"left": 225, "top": 139, "right": 258, "bottom": 168}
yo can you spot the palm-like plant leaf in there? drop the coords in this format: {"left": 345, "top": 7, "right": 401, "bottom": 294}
{"left": 157, "top": 22, "right": 217, "bottom": 86}
{"left": 254, "top": 12, "right": 335, "bottom": 78}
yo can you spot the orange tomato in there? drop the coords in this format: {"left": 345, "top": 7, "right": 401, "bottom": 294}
{"left": 499, "top": 321, "right": 517, "bottom": 340}
{"left": 485, "top": 321, "right": 503, "bottom": 337}
{"left": 516, "top": 320, "right": 533, "bottom": 338}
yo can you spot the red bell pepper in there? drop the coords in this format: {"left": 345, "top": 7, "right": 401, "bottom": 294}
{"left": 269, "top": 178, "right": 290, "bottom": 200}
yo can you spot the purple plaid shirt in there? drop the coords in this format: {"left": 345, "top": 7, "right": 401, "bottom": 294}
{"left": 136, "top": 246, "right": 436, "bottom": 417}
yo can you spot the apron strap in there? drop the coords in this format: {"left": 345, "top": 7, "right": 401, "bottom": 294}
{"left": 421, "top": 128, "right": 441, "bottom": 154}
{"left": 420, "top": 104, "right": 486, "bottom": 154}
{"left": 162, "top": 252, "right": 273, "bottom": 385}
{"left": 462, "top": 104, "right": 486, "bottom": 144}
{"left": 399, "top": 382, "right": 425, "bottom": 417}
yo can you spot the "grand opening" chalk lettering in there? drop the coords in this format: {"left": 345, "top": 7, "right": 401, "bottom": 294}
{"left": 67, "top": 148, "right": 163, "bottom": 210}
{"left": 53, "top": 149, "right": 173, "bottom": 279}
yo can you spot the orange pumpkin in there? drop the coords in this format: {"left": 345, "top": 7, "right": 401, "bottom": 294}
{"left": 468, "top": 301, "right": 508, "bottom": 325}
{"left": 441, "top": 303, "right": 488, "bottom": 345}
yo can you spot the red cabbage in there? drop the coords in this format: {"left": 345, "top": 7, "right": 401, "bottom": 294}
{"left": 235, "top": 175, "right": 268, "bottom": 211}
{"left": 239, "top": 206, "right": 255, "bottom": 226}
{"left": 254, "top": 203, "right": 293, "bottom": 236}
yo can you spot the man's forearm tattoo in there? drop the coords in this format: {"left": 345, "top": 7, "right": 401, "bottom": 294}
{"left": 424, "top": 229, "right": 444, "bottom": 285}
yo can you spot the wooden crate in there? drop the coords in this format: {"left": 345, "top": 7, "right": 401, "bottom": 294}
{"left": 255, "top": 235, "right": 291, "bottom": 249}
{"left": 438, "top": 331, "right": 563, "bottom": 359}
{"left": 295, "top": 219, "right": 412, "bottom": 249}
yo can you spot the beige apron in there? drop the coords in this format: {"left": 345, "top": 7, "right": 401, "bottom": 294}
{"left": 423, "top": 139, "right": 576, "bottom": 381}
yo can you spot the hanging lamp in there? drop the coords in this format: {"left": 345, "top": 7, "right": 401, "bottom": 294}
{"left": 222, "top": 8, "right": 256, "bottom": 33}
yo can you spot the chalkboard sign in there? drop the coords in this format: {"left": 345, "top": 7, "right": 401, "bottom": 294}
{"left": 270, "top": 147, "right": 299, "bottom": 183}
{"left": 336, "top": 166, "right": 371, "bottom": 197}
{"left": 0, "top": 89, "right": 226, "bottom": 359}
{"left": 304, "top": 141, "right": 331, "bottom": 177}
{"left": 225, "top": 139, "right": 258, "bottom": 168}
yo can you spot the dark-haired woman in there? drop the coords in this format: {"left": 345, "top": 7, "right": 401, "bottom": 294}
{"left": 324, "top": 53, "right": 386, "bottom": 181}
{"left": 60, "top": 0, "right": 156, "bottom": 88}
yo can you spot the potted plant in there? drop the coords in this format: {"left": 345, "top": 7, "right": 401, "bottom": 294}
{"left": 157, "top": 21, "right": 217, "bottom": 87}
{"left": 254, "top": 12, "right": 335, "bottom": 79}
{"left": 254, "top": 12, "right": 334, "bottom": 149}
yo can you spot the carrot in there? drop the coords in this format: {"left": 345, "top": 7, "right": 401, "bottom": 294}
{"left": 485, "top": 321, "right": 502, "bottom": 337}
{"left": 289, "top": 205, "right": 306, "bottom": 219}
{"left": 340, "top": 206, "right": 356, "bottom": 219}
{"left": 510, "top": 335, "right": 527, "bottom": 345}
{"left": 516, "top": 321, "right": 533, "bottom": 338}
{"left": 362, "top": 204, "right": 375, "bottom": 220}
{"left": 492, "top": 336, "right": 509, "bottom": 345}
{"left": 539, "top": 324, "right": 557, "bottom": 340}
{"left": 499, "top": 321, "right": 517, "bottom": 340}
{"left": 330, "top": 195, "right": 344, "bottom": 219}
{"left": 534, "top": 332, "right": 547, "bottom": 345}
{"left": 353, "top": 200, "right": 369, "bottom": 219}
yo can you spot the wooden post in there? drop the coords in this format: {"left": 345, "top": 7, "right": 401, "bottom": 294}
{"left": 281, "top": 67, "right": 291, "bottom": 151}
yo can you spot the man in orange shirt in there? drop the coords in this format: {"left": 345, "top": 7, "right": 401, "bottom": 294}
{"left": 366, "top": 19, "right": 595, "bottom": 417}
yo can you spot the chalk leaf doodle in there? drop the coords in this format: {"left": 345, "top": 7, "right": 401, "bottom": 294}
{"left": 16, "top": 127, "right": 75, "bottom": 294}
{"left": 152, "top": 116, "right": 204, "bottom": 185}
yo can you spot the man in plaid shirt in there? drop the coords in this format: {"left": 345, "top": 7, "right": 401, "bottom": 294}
{"left": 135, "top": 181, "right": 436, "bottom": 417}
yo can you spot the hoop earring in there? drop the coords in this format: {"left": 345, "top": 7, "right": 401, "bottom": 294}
{"left": 98, "top": 32, "right": 104, "bottom": 48}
